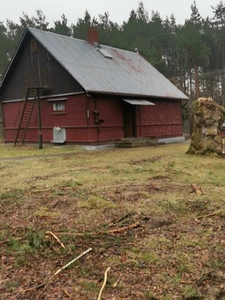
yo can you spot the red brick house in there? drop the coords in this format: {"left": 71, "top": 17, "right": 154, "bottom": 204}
{"left": 0, "top": 28, "right": 188, "bottom": 145}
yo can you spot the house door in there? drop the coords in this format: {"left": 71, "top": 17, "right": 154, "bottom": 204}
{"left": 123, "top": 102, "right": 136, "bottom": 138}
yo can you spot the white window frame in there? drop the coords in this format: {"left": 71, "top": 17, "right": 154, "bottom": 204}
{"left": 53, "top": 101, "right": 65, "bottom": 111}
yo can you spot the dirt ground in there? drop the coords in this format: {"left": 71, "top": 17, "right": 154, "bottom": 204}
{"left": 1, "top": 143, "right": 225, "bottom": 299}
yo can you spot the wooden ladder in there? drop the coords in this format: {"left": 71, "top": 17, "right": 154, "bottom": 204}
{"left": 14, "top": 88, "right": 38, "bottom": 145}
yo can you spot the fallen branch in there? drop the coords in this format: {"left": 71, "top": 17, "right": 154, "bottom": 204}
{"left": 195, "top": 212, "right": 220, "bottom": 220}
{"left": 55, "top": 232, "right": 85, "bottom": 237}
{"left": 23, "top": 282, "right": 46, "bottom": 292}
{"left": 62, "top": 288, "right": 72, "bottom": 299}
{"left": 109, "top": 212, "right": 136, "bottom": 227}
{"left": 113, "top": 276, "right": 121, "bottom": 287}
{"left": 0, "top": 240, "right": 9, "bottom": 245}
{"left": 95, "top": 183, "right": 149, "bottom": 189}
{"left": 166, "top": 168, "right": 191, "bottom": 176}
{"left": 108, "top": 221, "right": 141, "bottom": 234}
{"left": 54, "top": 247, "right": 92, "bottom": 275}
{"left": 32, "top": 247, "right": 92, "bottom": 300}
{"left": 46, "top": 231, "right": 65, "bottom": 249}
{"left": 97, "top": 267, "right": 110, "bottom": 300}
{"left": 30, "top": 189, "right": 52, "bottom": 194}
{"left": 55, "top": 221, "right": 142, "bottom": 237}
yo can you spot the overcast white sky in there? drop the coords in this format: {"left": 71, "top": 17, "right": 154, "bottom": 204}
{"left": 0, "top": 0, "right": 222, "bottom": 26}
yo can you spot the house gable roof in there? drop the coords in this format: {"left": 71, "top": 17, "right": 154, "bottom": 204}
{"left": 1, "top": 28, "right": 189, "bottom": 100}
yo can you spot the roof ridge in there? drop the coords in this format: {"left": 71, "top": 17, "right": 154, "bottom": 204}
{"left": 102, "top": 43, "right": 137, "bottom": 54}
{"left": 27, "top": 27, "right": 87, "bottom": 44}
{"left": 27, "top": 27, "right": 137, "bottom": 54}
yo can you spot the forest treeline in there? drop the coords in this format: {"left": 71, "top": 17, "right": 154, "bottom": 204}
{"left": 1, "top": 1, "right": 225, "bottom": 105}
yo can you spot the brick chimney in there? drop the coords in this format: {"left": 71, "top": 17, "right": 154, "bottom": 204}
{"left": 87, "top": 28, "right": 99, "bottom": 45}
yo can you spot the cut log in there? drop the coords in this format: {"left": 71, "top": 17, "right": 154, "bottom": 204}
{"left": 191, "top": 183, "right": 203, "bottom": 196}
{"left": 186, "top": 97, "right": 225, "bottom": 156}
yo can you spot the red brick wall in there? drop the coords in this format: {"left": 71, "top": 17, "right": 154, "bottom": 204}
{"left": 87, "top": 96, "right": 124, "bottom": 143}
{"left": 2, "top": 94, "right": 88, "bottom": 143}
{"left": 137, "top": 100, "right": 183, "bottom": 138}
{"left": 2, "top": 94, "right": 124, "bottom": 144}
{"left": 2, "top": 95, "right": 183, "bottom": 143}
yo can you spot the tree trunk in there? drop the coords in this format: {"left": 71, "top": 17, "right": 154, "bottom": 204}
{"left": 194, "top": 64, "right": 199, "bottom": 99}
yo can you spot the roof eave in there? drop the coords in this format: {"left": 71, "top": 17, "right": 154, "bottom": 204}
{"left": 86, "top": 90, "right": 189, "bottom": 100}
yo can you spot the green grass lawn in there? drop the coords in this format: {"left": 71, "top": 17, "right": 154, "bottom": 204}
{"left": 0, "top": 141, "right": 225, "bottom": 299}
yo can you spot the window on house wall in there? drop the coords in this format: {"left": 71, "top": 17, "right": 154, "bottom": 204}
{"left": 48, "top": 97, "right": 67, "bottom": 113}
{"left": 53, "top": 102, "right": 65, "bottom": 111}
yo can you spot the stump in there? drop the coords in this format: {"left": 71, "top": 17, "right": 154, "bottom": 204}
{"left": 186, "top": 97, "right": 225, "bottom": 156}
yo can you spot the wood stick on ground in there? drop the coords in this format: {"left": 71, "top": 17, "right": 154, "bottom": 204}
{"left": 166, "top": 168, "right": 192, "bottom": 176}
{"left": 57, "top": 221, "right": 142, "bottom": 237}
{"left": 31, "top": 189, "right": 52, "bottom": 194}
{"left": 0, "top": 240, "right": 9, "bottom": 245}
{"left": 191, "top": 183, "right": 203, "bottom": 195}
{"left": 55, "top": 221, "right": 142, "bottom": 237}
{"left": 109, "top": 212, "right": 136, "bottom": 227}
{"left": 195, "top": 212, "right": 219, "bottom": 220}
{"left": 97, "top": 267, "right": 110, "bottom": 300}
{"left": 33, "top": 248, "right": 92, "bottom": 300}
{"left": 46, "top": 231, "right": 65, "bottom": 249}
{"left": 108, "top": 221, "right": 141, "bottom": 234}
{"left": 95, "top": 183, "right": 148, "bottom": 189}
{"left": 113, "top": 276, "right": 121, "bottom": 287}
{"left": 54, "top": 247, "right": 92, "bottom": 275}
{"left": 24, "top": 282, "right": 47, "bottom": 292}
{"left": 62, "top": 288, "right": 72, "bottom": 299}
{"left": 55, "top": 232, "right": 86, "bottom": 237}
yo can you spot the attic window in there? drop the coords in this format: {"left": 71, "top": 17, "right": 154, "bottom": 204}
{"left": 98, "top": 48, "right": 112, "bottom": 59}
{"left": 31, "top": 40, "right": 37, "bottom": 54}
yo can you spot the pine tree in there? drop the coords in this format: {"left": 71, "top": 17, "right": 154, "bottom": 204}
{"left": 53, "top": 14, "right": 71, "bottom": 36}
